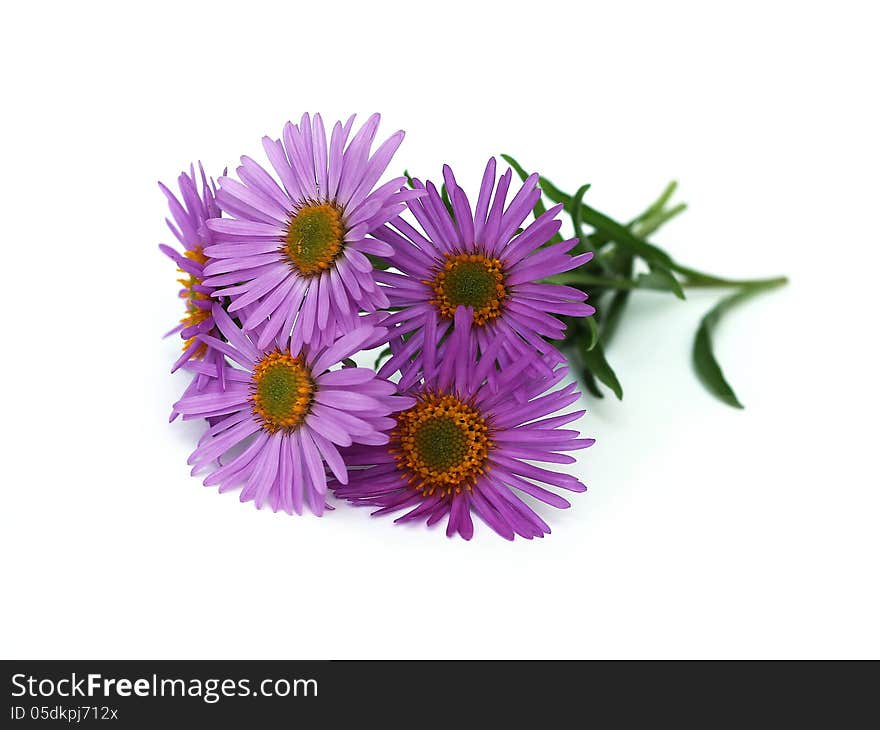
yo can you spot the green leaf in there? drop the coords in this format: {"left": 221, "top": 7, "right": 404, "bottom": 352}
{"left": 500, "top": 153, "right": 529, "bottom": 183}
{"left": 584, "top": 315, "right": 599, "bottom": 352}
{"left": 539, "top": 180, "right": 685, "bottom": 299}
{"left": 631, "top": 181, "right": 678, "bottom": 227}
{"left": 536, "top": 175, "right": 571, "bottom": 207}
{"left": 440, "top": 183, "right": 454, "bottom": 217}
{"left": 565, "top": 339, "right": 604, "bottom": 397}
{"left": 581, "top": 369, "right": 604, "bottom": 399}
{"left": 373, "top": 347, "right": 392, "bottom": 370}
{"left": 692, "top": 278, "right": 787, "bottom": 408}
{"left": 674, "top": 264, "right": 783, "bottom": 289}
{"left": 600, "top": 289, "right": 629, "bottom": 344}
{"left": 365, "top": 253, "right": 391, "bottom": 271}
{"left": 637, "top": 265, "right": 685, "bottom": 295}
{"left": 541, "top": 177, "right": 687, "bottom": 255}
{"left": 580, "top": 205, "right": 684, "bottom": 297}
{"left": 540, "top": 178, "right": 670, "bottom": 267}
{"left": 582, "top": 340, "right": 623, "bottom": 400}
{"left": 500, "top": 154, "right": 560, "bottom": 242}
{"left": 342, "top": 358, "right": 357, "bottom": 368}
{"left": 598, "top": 242, "right": 635, "bottom": 345}
{"left": 403, "top": 170, "right": 415, "bottom": 189}
{"left": 570, "top": 183, "right": 592, "bottom": 242}
{"left": 501, "top": 153, "right": 547, "bottom": 214}
{"left": 548, "top": 271, "right": 652, "bottom": 291}
{"left": 634, "top": 203, "right": 688, "bottom": 239}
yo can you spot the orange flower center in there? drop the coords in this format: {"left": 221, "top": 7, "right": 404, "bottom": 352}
{"left": 178, "top": 246, "right": 211, "bottom": 357}
{"left": 429, "top": 252, "right": 506, "bottom": 325}
{"left": 391, "top": 392, "right": 492, "bottom": 497}
{"left": 283, "top": 202, "right": 346, "bottom": 276}
{"left": 250, "top": 350, "right": 315, "bottom": 432}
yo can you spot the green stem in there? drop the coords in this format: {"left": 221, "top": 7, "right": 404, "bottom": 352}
{"left": 675, "top": 267, "right": 789, "bottom": 289}
{"left": 548, "top": 273, "right": 640, "bottom": 288}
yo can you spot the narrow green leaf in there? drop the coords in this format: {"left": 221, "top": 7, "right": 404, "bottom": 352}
{"left": 500, "top": 154, "right": 560, "bottom": 242}
{"left": 631, "top": 181, "right": 678, "bottom": 227}
{"left": 365, "top": 253, "right": 391, "bottom": 271}
{"left": 548, "top": 272, "right": 637, "bottom": 289}
{"left": 585, "top": 315, "right": 599, "bottom": 351}
{"left": 440, "top": 183, "right": 454, "bottom": 217}
{"left": 500, "top": 154, "right": 529, "bottom": 183}
{"left": 553, "top": 188, "right": 671, "bottom": 266}
{"left": 537, "top": 175, "right": 571, "bottom": 206}
{"left": 373, "top": 347, "right": 392, "bottom": 370}
{"left": 600, "top": 289, "right": 629, "bottom": 344}
{"left": 633, "top": 203, "right": 688, "bottom": 239}
{"left": 501, "top": 153, "right": 545, "bottom": 216}
{"left": 598, "top": 240, "right": 635, "bottom": 345}
{"left": 342, "top": 358, "right": 357, "bottom": 369}
{"left": 649, "top": 180, "right": 678, "bottom": 215}
{"left": 570, "top": 183, "right": 591, "bottom": 242}
{"left": 582, "top": 341, "right": 623, "bottom": 400}
{"left": 582, "top": 369, "right": 604, "bottom": 399}
{"left": 543, "top": 177, "right": 681, "bottom": 263}
{"left": 638, "top": 265, "right": 685, "bottom": 296}
{"left": 565, "top": 339, "right": 604, "bottom": 398}
{"left": 403, "top": 170, "right": 415, "bottom": 189}
{"left": 597, "top": 183, "right": 684, "bottom": 345}
{"left": 674, "top": 264, "right": 784, "bottom": 289}
{"left": 692, "top": 278, "right": 787, "bottom": 408}
{"left": 551, "top": 270, "right": 686, "bottom": 295}
{"left": 541, "top": 184, "right": 685, "bottom": 299}
{"left": 580, "top": 205, "right": 679, "bottom": 271}
{"left": 596, "top": 246, "right": 620, "bottom": 273}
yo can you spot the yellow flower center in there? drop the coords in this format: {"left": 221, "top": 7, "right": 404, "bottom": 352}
{"left": 429, "top": 253, "right": 506, "bottom": 325}
{"left": 391, "top": 392, "right": 492, "bottom": 497}
{"left": 250, "top": 351, "right": 315, "bottom": 432}
{"left": 283, "top": 202, "right": 346, "bottom": 276}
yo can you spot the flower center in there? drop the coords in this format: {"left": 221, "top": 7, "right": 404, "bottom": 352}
{"left": 391, "top": 392, "right": 492, "bottom": 497}
{"left": 185, "top": 246, "right": 209, "bottom": 267}
{"left": 429, "top": 253, "right": 506, "bottom": 325}
{"left": 178, "top": 246, "right": 211, "bottom": 357}
{"left": 250, "top": 351, "right": 315, "bottom": 432}
{"left": 283, "top": 202, "right": 346, "bottom": 276}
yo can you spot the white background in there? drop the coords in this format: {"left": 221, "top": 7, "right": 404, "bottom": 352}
{"left": 2, "top": 1, "right": 878, "bottom": 659}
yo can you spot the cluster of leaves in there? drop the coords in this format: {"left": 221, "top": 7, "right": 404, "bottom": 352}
{"left": 393, "top": 158, "right": 786, "bottom": 408}
{"left": 502, "top": 155, "right": 787, "bottom": 408}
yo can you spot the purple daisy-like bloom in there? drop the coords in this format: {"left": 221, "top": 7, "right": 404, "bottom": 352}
{"left": 335, "top": 306, "right": 593, "bottom": 540}
{"left": 203, "top": 113, "right": 419, "bottom": 352}
{"left": 375, "top": 157, "right": 595, "bottom": 388}
{"left": 159, "top": 164, "right": 227, "bottom": 422}
{"left": 173, "top": 303, "right": 412, "bottom": 515}
{"left": 159, "top": 163, "right": 223, "bottom": 375}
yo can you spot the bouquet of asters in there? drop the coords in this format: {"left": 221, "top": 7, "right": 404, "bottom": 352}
{"left": 161, "top": 113, "right": 784, "bottom": 540}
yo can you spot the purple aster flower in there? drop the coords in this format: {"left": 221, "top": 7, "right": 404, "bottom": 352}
{"left": 334, "top": 307, "right": 593, "bottom": 540}
{"left": 159, "top": 163, "right": 228, "bottom": 422}
{"left": 375, "top": 157, "right": 595, "bottom": 389}
{"left": 159, "top": 163, "right": 224, "bottom": 376}
{"left": 173, "top": 303, "right": 412, "bottom": 516}
{"left": 203, "top": 113, "right": 419, "bottom": 352}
